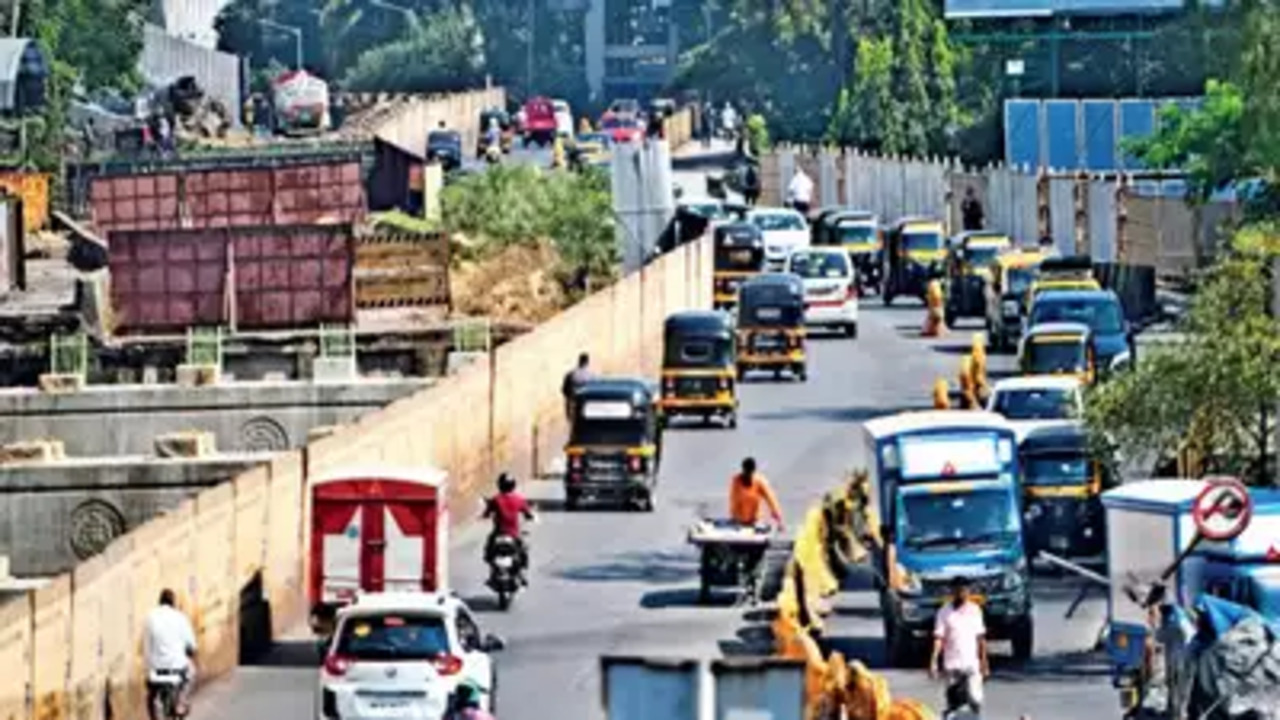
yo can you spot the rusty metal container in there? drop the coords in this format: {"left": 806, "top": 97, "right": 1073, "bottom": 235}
{"left": 91, "top": 174, "right": 183, "bottom": 231}
{"left": 234, "top": 225, "right": 355, "bottom": 328}
{"left": 109, "top": 227, "right": 229, "bottom": 332}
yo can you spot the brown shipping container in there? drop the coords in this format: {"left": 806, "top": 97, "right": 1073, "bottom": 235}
{"left": 233, "top": 225, "right": 355, "bottom": 328}
{"left": 90, "top": 161, "right": 366, "bottom": 234}
{"left": 109, "top": 225, "right": 355, "bottom": 333}
{"left": 110, "top": 228, "right": 229, "bottom": 332}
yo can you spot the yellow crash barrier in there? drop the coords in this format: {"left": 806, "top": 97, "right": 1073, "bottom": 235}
{"left": 971, "top": 334, "right": 990, "bottom": 403}
{"left": 932, "top": 378, "right": 951, "bottom": 410}
{"left": 958, "top": 354, "right": 978, "bottom": 409}
{"left": 921, "top": 280, "right": 945, "bottom": 337}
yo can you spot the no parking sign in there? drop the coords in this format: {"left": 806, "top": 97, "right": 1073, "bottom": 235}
{"left": 1191, "top": 476, "right": 1253, "bottom": 542}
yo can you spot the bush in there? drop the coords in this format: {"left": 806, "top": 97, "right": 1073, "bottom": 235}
{"left": 440, "top": 165, "right": 620, "bottom": 290}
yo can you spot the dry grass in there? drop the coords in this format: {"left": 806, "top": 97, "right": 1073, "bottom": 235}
{"left": 450, "top": 240, "right": 568, "bottom": 325}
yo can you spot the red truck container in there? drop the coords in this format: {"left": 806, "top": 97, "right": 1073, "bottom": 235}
{"left": 521, "top": 96, "right": 558, "bottom": 147}
{"left": 309, "top": 466, "right": 450, "bottom": 623}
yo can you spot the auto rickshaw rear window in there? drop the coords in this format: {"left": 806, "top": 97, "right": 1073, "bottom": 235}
{"left": 571, "top": 416, "right": 647, "bottom": 446}
{"left": 743, "top": 304, "right": 802, "bottom": 325}
{"left": 580, "top": 400, "right": 634, "bottom": 419}
{"left": 902, "top": 231, "right": 943, "bottom": 252}
{"left": 677, "top": 340, "right": 718, "bottom": 363}
{"left": 964, "top": 244, "right": 1005, "bottom": 267}
{"left": 1005, "top": 267, "right": 1037, "bottom": 293}
{"left": 717, "top": 247, "right": 759, "bottom": 271}
{"left": 1023, "top": 455, "right": 1090, "bottom": 486}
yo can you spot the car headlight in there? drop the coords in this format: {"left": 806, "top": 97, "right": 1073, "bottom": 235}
{"left": 1001, "top": 299, "right": 1019, "bottom": 316}
{"left": 1000, "top": 570, "right": 1025, "bottom": 592}
{"left": 894, "top": 562, "right": 922, "bottom": 594}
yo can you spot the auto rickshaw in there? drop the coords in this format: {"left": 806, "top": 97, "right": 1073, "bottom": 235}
{"left": 881, "top": 217, "right": 946, "bottom": 305}
{"left": 564, "top": 377, "right": 662, "bottom": 511}
{"left": 713, "top": 222, "right": 766, "bottom": 311}
{"left": 736, "top": 273, "right": 807, "bottom": 381}
{"left": 815, "top": 209, "right": 881, "bottom": 294}
{"left": 1018, "top": 424, "right": 1110, "bottom": 563}
{"left": 1027, "top": 254, "right": 1101, "bottom": 306}
{"left": 658, "top": 311, "right": 738, "bottom": 428}
{"left": 984, "top": 249, "right": 1045, "bottom": 353}
{"left": 1017, "top": 321, "right": 1098, "bottom": 385}
{"left": 943, "top": 231, "right": 1012, "bottom": 327}
{"left": 477, "top": 108, "right": 514, "bottom": 155}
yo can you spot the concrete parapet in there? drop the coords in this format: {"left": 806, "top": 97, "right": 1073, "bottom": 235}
{"left": 0, "top": 439, "right": 66, "bottom": 464}
{"left": 37, "top": 373, "right": 83, "bottom": 393}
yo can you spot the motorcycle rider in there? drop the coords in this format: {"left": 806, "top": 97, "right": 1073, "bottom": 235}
{"left": 482, "top": 472, "right": 536, "bottom": 585}
{"left": 445, "top": 680, "right": 496, "bottom": 720}
{"left": 144, "top": 589, "right": 197, "bottom": 720}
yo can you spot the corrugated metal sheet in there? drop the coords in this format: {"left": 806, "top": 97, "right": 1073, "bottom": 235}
{"left": 233, "top": 225, "right": 354, "bottom": 328}
{"left": 109, "top": 224, "right": 355, "bottom": 332}
{"left": 1083, "top": 100, "right": 1117, "bottom": 170}
{"left": 1004, "top": 100, "right": 1041, "bottom": 169}
{"left": 1044, "top": 100, "right": 1078, "bottom": 170}
{"left": 90, "top": 161, "right": 366, "bottom": 233}
{"left": 1005, "top": 98, "right": 1198, "bottom": 170}
{"left": 140, "top": 24, "right": 242, "bottom": 129}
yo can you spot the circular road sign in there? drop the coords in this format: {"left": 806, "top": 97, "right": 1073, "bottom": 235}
{"left": 1192, "top": 477, "right": 1253, "bottom": 541}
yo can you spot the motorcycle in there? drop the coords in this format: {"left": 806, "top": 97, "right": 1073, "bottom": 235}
{"left": 486, "top": 535, "right": 524, "bottom": 610}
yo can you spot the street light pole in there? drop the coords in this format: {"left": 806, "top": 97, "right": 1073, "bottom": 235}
{"left": 369, "top": 0, "right": 421, "bottom": 35}
{"left": 257, "top": 18, "right": 303, "bottom": 70}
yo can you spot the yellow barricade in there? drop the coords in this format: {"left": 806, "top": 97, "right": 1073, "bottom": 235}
{"left": 0, "top": 170, "right": 50, "bottom": 231}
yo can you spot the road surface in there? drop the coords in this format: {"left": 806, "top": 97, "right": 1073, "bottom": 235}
{"left": 191, "top": 296, "right": 1116, "bottom": 720}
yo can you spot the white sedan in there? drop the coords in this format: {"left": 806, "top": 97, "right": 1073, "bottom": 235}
{"left": 747, "top": 207, "right": 809, "bottom": 270}
{"left": 318, "top": 592, "right": 505, "bottom": 720}
{"left": 785, "top": 247, "right": 859, "bottom": 337}
{"left": 986, "top": 375, "right": 1085, "bottom": 442}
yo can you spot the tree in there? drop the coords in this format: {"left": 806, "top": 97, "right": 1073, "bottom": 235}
{"left": 342, "top": 6, "right": 486, "bottom": 93}
{"left": 827, "top": 37, "right": 895, "bottom": 152}
{"left": 1085, "top": 227, "right": 1280, "bottom": 484}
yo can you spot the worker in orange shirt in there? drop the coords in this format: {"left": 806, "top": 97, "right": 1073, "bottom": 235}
{"left": 730, "top": 457, "right": 785, "bottom": 530}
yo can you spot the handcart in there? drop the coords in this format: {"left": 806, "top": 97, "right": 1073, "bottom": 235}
{"left": 687, "top": 519, "right": 773, "bottom": 605}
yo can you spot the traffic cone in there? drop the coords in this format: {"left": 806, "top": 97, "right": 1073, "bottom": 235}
{"left": 959, "top": 355, "right": 977, "bottom": 409}
{"left": 971, "top": 334, "right": 990, "bottom": 403}
{"left": 551, "top": 136, "right": 565, "bottom": 169}
{"left": 932, "top": 378, "right": 951, "bottom": 410}
{"left": 921, "top": 280, "right": 945, "bottom": 337}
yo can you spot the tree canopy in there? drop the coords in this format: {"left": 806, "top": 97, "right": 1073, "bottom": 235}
{"left": 341, "top": 6, "right": 486, "bottom": 93}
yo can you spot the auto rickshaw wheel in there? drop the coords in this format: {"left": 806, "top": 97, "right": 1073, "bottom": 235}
{"left": 725, "top": 413, "right": 738, "bottom": 429}
{"left": 944, "top": 307, "right": 957, "bottom": 329}
{"left": 794, "top": 365, "right": 807, "bottom": 382}
{"left": 635, "top": 489, "right": 655, "bottom": 512}
{"left": 884, "top": 619, "right": 917, "bottom": 668}
{"left": 845, "top": 322, "right": 858, "bottom": 339}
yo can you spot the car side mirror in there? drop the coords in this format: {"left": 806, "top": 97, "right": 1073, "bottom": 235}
{"left": 480, "top": 633, "right": 506, "bottom": 652}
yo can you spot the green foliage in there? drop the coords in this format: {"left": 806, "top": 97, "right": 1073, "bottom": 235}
{"left": 1085, "top": 225, "right": 1280, "bottom": 484}
{"left": 745, "top": 114, "right": 770, "bottom": 155}
{"left": 342, "top": 6, "right": 486, "bottom": 93}
{"left": 1126, "top": 80, "right": 1248, "bottom": 201}
{"left": 441, "top": 165, "right": 619, "bottom": 286}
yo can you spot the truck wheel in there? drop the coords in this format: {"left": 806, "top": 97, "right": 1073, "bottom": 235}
{"left": 1012, "top": 619, "right": 1035, "bottom": 662}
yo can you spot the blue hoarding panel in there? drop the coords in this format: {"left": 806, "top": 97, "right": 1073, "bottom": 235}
{"left": 1119, "top": 100, "right": 1156, "bottom": 169}
{"left": 1004, "top": 100, "right": 1041, "bottom": 169}
{"left": 1082, "top": 101, "right": 1116, "bottom": 171}
{"left": 1044, "top": 100, "right": 1079, "bottom": 169}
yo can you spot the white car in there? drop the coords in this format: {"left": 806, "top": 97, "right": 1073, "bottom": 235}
{"left": 785, "top": 247, "right": 859, "bottom": 337}
{"left": 986, "top": 375, "right": 1086, "bottom": 442}
{"left": 552, "top": 99, "right": 574, "bottom": 137}
{"left": 318, "top": 592, "right": 504, "bottom": 720}
{"left": 747, "top": 207, "right": 809, "bottom": 270}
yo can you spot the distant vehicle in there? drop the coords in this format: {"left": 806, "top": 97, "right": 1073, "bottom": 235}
{"left": 986, "top": 375, "right": 1084, "bottom": 442}
{"left": 271, "top": 69, "right": 330, "bottom": 136}
{"left": 552, "top": 99, "right": 573, "bottom": 137}
{"left": 784, "top": 247, "right": 859, "bottom": 338}
{"left": 746, "top": 207, "right": 809, "bottom": 271}
{"left": 1025, "top": 288, "right": 1132, "bottom": 372}
{"left": 607, "top": 98, "right": 640, "bottom": 119}
{"left": 599, "top": 112, "right": 642, "bottom": 144}
{"left": 318, "top": 592, "right": 505, "bottom": 720}
{"left": 426, "top": 130, "right": 464, "bottom": 172}
{"left": 521, "top": 96, "right": 558, "bottom": 146}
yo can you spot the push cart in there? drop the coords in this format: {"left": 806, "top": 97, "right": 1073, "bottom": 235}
{"left": 687, "top": 519, "right": 773, "bottom": 605}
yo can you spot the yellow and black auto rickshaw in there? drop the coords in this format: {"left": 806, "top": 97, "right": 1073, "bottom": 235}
{"left": 984, "top": 249, "right": 1045, "bottom": 352}
{"left": 736, "top": 273, "right": 807, "bottom": 382}
{"left": 815, "top": 209, "right": 882, "bottom": 294}
{"left": 477, "top": 107, "right": 514, "bottom": 155}
{"left": 713, "top": 222, "right": 765, "bottom": 311}
{"left": 1027, "top": 254, "right": 1101, "bottom": 306}
{"left": 1018, "top": 321, "right": 1098, "bottom": 385}
{"left": 882, "top": 217, "right": 946, "bottom": 305}
{"left": 658, "top": 311, "right": 738, "bottom": 429}
{"left": 1018, "top": 423, "right": 1111, "bottom": 561}
{"left": 943, "top": 231, "right": 1012, "bottom": 327}
{"left": 564, "top": 377, "right": 662, "bottom": 512}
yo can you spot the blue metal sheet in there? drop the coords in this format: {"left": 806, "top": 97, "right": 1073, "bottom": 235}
{"left": 1083, "top": 101, "right": 1117, "bottom": 170}
{"left": 1044, "top": 100, "right": 1079, "bottom": 169}
{"left": 713, "top": 660, "right": 806, "bottom": 720}
{"left": 946, "top": 0, "right": 1206, "bottom": 18}
{"left": 602, "top": 658, "right": 700, "bottom": 720}
{"left": 1004, "top": 100, "right": 1041, "bottom": 169}
{"left": 1119, "top": 100, "right": 1156, "bottom": 169}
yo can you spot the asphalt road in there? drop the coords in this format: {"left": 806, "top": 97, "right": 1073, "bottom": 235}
{"left": 190, "top": 296, "right": 1117, "bottom": 720}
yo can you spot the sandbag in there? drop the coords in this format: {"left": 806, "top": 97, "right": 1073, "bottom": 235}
{"left": 1190, "top": 615, "right": 1280, "bottom": 719}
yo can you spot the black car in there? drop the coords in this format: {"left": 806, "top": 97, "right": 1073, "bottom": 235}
{"left": 426, "top": 130, "right": 463, "bottom": 172}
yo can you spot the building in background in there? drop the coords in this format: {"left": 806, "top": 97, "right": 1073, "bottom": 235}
{"left": 151, "top": 0, "right": 235, "bottom": 49}
{"left": 584, "top": 0, "right": 678, "bottom": 102}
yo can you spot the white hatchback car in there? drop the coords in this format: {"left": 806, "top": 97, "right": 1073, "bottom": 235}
{"left": 985, "top": 375, "right": 1085, "bottom": 443}
{"left": 318, "top": 592, "right": 504, "bottom": 720}
{"left": 747, "top": 207, "right": 809, "bottom": 270}
{"left": 785, "top": 247, "right": 859, "bottom": 337}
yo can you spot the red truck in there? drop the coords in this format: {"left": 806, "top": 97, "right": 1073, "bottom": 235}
{"left": 522, "top": 96, "right": 558, "bottom": 147}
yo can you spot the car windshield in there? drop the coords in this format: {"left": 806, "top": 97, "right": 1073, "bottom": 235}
{"left": 1031, "top": 298, "right": 1124, "bottom": 335}
{"left": 752, "top": 213, "right": 805, "bottom": 232}
{"left": 837, "top": 224, "right": 876, "bottom": 243}
{"left": 570, "top": 418, "right": 647, "bottom": 446}
{"left": 1023, "top": 454, "right": 1091, "bottom": 487}
{"left": 1006, "top": 267, "right": 1038, "bottom": 294}
{"left": 903, "top": 231, "right": 943, "bottom": 252}
{"left": 1026, "top": 339, "right": 1088, "bottom": 374}
{"left": 664, "top": 338, "right": 732, "bottom": 367}
{"left": 602, "top": 116, "right": 632, "bottom": 130}
{"left": 789, "top": 251, "right": 850, "bottom": 279}
{"left": 336, "top": 614, "right": 450, "bottom": 661}
{"left": 899, "top": 488, "right": 1019, "bottom": 551}
{"left": 993, "top": 388, "right": 1079, "bottom": 420}
{"left": 684, "top": 203, "right": 725, "bottom": 219}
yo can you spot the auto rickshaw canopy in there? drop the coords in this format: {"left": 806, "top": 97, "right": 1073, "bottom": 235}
{"left": 821, "top": 210, "right": 880, "bottom": 250}
{"left": 1020, "top": 321, "right": 1097, "bottom": 380}
{"left": 888, "top": 217, "right": 946, "bottom": 255}
{"left": 738, "top": 273, "right": 805, "bottom": 326}
{"left": 663, "top": 311, "right": 735, "bottom": 367}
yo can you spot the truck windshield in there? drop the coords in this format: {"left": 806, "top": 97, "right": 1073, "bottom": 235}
{"left": 336, "top": 614, "right": 450, "bottom": 661}
{"left": 899, "top": 488, "right": 1019, "bottom": 551}
{"left": 570, "top": 418, "right": 647, "bottom": 446}
{"left": 1023, "top": 454, "right": 1090, "bottom": 486}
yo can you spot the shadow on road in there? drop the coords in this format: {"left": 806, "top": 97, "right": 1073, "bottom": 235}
{"left": 459, "top": 594, "right": 506, "bottom": 614}
{"left": 991, "top": 649, "right": 1111, "bottom": 681}
{"left": 719, "top": 624, "right": 775, "bottom": 657}
{"left": 746, "top": 405, "right": 924, "bottom": 424}
{"left": 661, "top": 420, "right": 734, "bottom": 433}
{"left": 241, "top": 639, "right": 321, "bottom": 668}
{"left": 533, "top": 498, "right": 640, "bottom": 514}
{"left": 639, "top": 587, "right": 733, "bottom": 609}
{"left": 554, "top": 549, "right": 700, "bottom": 583}
{"left": 930, "top": 343, "right": 984, "bottom": 356}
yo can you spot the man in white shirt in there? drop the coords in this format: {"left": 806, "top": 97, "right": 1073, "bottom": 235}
{"left": 929, "top": 576, "right": 989, "bottom": 717}
{"left": 144, "top": 589, "right": 198, "bottom": 719}
{"left": 786, "top": 168, "right": 814, "bottom": 217}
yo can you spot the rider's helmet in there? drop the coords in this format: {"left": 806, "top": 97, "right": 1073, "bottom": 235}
{"left": 497, "top": 472, "right": 517, "bottom": 494}
{"left": 453, "top": 679, "right": 484, "bottom": 709}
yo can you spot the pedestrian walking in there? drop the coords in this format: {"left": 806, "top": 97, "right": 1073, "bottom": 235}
{"left": 961, "top": 187, "right": 985, "bottom": 231}
{"left": 929, "top": 576, "right": 989, "bottom": 718}
{"left": 787, "top": 167, "right": 814, "bottom": 217}
{"left": 561, "top": 353, "right": 592, "bottom": 422}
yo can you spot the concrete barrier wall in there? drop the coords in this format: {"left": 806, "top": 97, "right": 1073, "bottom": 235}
{"left": 356, "top": 88, "right": 508, "bottom": 162}
{"left": 0, "top": 237, "right": 711, "bottom": 720}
